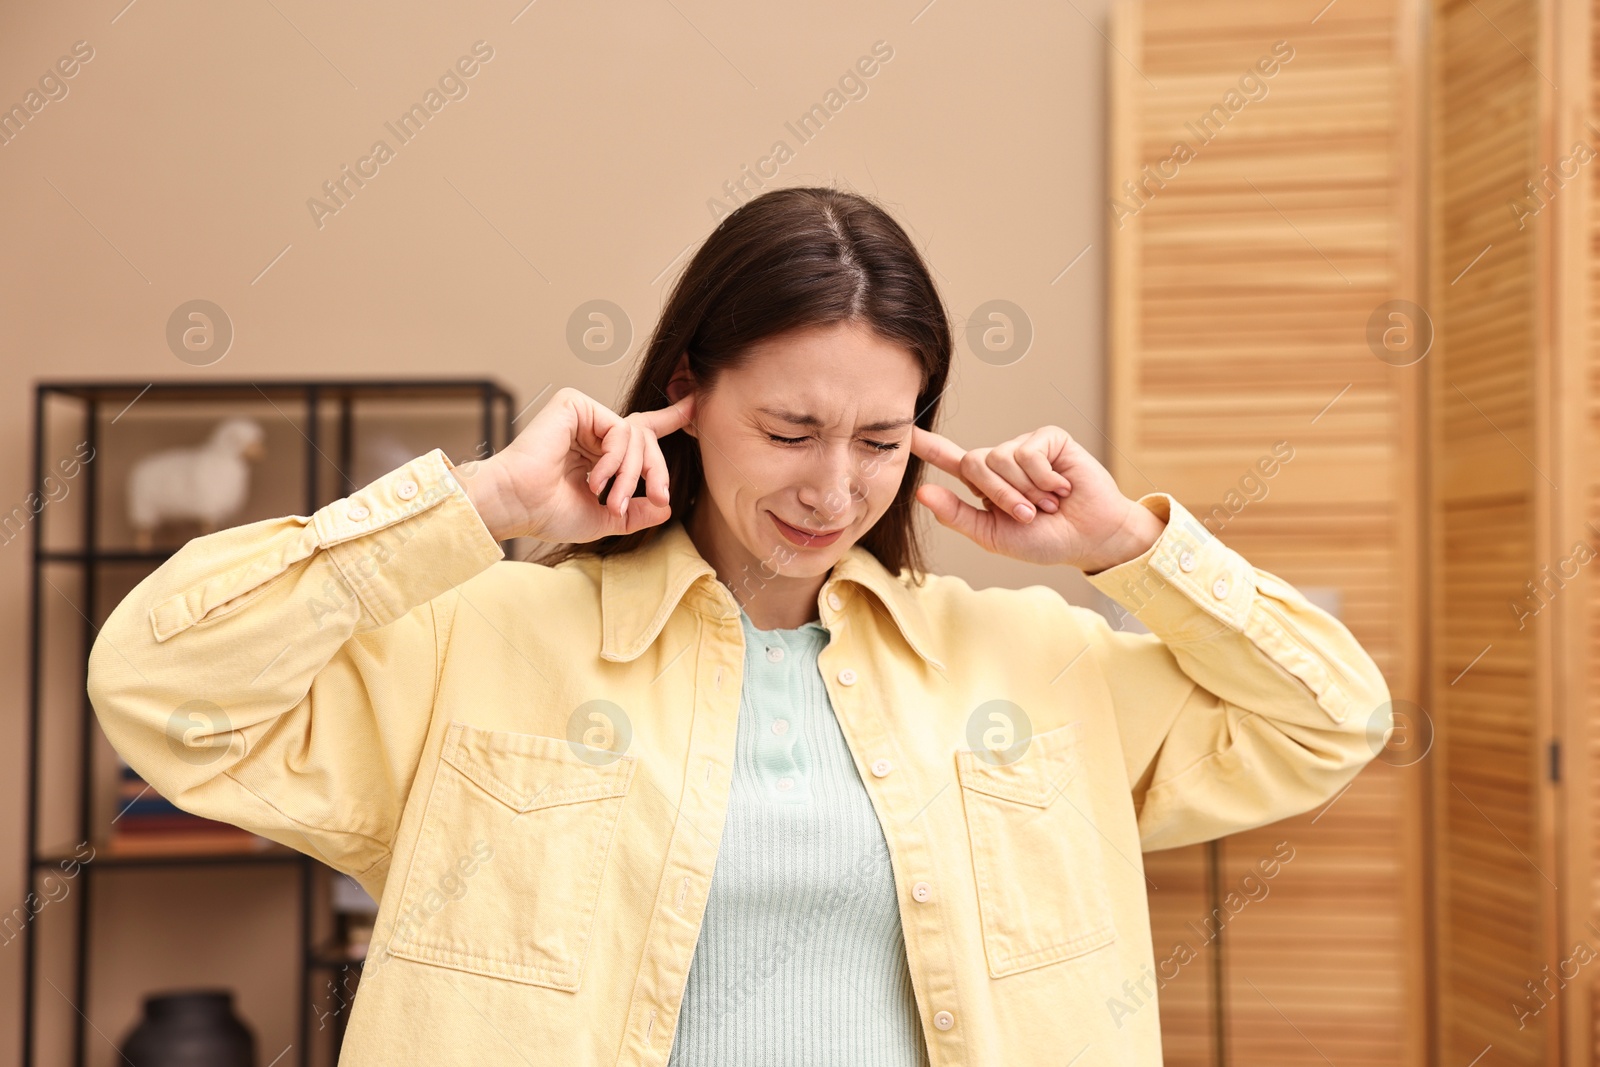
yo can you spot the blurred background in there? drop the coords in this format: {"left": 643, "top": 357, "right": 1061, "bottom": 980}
{"left": 0, "top": 0, "right": 1592, "bottom": 1063}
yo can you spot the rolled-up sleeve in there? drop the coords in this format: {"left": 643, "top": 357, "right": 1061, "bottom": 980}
{"left": 87, "top": 447, "right": 504, "bottom": 885}
{"left": 1079, "top": 491, "right": 1392, "bottom": 852}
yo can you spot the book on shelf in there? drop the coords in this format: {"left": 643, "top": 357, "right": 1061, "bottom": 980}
{"left": 109, "top": 756, "right": 275, "bottom": 855}
{"left": 103, "top": 831, "right": 279, "bottom": 857}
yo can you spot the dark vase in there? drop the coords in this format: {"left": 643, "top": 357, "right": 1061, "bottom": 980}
{"left": 119, "top": 989, "right": 257, "bottom": 1067}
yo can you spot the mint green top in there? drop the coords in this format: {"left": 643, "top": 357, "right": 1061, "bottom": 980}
{"left": 666, "top": 607, "right": 930, "bottom": 1066}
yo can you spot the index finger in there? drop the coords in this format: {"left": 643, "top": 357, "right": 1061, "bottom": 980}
{"left": 910, "top": 425, "right": 966, "bottom": 476}
{"left": 631, "top": 392, "right": 696, "bottom": 438}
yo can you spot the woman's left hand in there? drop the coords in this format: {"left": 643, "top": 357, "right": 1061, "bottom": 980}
{"left": 910, "top": 424, "right": 1166, "bottom": 571}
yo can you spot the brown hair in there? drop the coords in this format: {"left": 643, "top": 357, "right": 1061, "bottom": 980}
{"left": 532, "top": 185, "right": 952, "bottom": 582}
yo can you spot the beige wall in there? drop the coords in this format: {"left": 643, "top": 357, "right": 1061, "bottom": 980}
{"left": 0, "top": 2, "right": 1113, "bottom": 1063}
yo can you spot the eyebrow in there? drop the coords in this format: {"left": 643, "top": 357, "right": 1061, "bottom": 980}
{"left": 757, "top": 406, "right": 914, "bottom": 433}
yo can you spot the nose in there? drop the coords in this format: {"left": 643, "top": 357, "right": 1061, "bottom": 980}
{"left": 795, "top": 442, "right": 867, "bottom": 527}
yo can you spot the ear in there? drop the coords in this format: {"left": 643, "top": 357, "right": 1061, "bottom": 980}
{"left": 666, "top": 353, "right": 699, "bottom": 438}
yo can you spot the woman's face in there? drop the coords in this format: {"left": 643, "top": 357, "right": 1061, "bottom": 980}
{"left": 671, "top": 320, "right": 924, "bottom": 584}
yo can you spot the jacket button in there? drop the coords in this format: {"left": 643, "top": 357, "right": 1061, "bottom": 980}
{"left": 1178, "top": 549, "right": 1196, "bottom": 573}
{"left": 828, "top": 591, "right": 844, "bottom": 611}
{"left": 396, "top": 479, "right": 418, "bottom": 500}
{"left": 870, "top": 758, "right": 892, "bottom": 777}
{"left": 933, "top": 1010, "right": 955, "bottom": 1031}
{"left": 837, "top": 668, "right": 858, "bottom": 685}
{"left": 1212, "top": 575, "right": 1230, "bottom": 599}
{"left": 912, "top": 881, "right": 932, "bottom": 902}
{"left": 771, "top": 719, "right": 789, "bottom": 735}
{"left": 347, "top": 504, "right": 370, "bottom": 521}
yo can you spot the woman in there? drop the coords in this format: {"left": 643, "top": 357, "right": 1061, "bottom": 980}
{"left": 89, "top": 186, "right": 1391, "bottom": 1066}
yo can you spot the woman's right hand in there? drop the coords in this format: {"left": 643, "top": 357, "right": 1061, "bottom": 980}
{"left": 457, "top": 386, "right": 696, "bottom": 543}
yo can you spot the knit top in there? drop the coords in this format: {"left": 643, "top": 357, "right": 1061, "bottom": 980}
{"left": 665, "top": 605, "right": 931, "bottom": 1066}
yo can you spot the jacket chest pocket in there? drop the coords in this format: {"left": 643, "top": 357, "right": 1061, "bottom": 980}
{"left": 385, "top": 720, "right": 636, "bottom": 991}
{"left": 954, "top": 719, "right": 1117, "bottom": 978}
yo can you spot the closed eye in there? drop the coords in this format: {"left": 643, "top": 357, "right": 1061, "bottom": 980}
{"left": 768, "top": 434, "right": 900, "bottom": 453}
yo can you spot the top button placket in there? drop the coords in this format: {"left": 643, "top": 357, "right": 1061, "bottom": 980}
{"left": 817, "top": 582, "right": 966, "bottom": 1063}
{"left": 623, "top": 606, "right": 744, "bottom": 1064}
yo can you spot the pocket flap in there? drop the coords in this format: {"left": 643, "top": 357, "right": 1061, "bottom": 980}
{"left": 954, "top": 720, "right": 1082, "bottom": 808}
{"left": 441, "top": 721, "right": 636, "bottom": 813}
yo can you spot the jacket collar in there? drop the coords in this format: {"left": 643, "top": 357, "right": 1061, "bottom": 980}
{"left": 599, "top": 516, "right": 945, "bottom": 671}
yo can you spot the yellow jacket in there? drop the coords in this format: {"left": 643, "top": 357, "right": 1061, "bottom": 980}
{"left": 87, "top": 447, "right": 1391, "bottom": 1066}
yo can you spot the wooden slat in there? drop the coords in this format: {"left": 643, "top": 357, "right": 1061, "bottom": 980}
{"left": 1574, "top": 0, "right": 1600, "bottom": 1060}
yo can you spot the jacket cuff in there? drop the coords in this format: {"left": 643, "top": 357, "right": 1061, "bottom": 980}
{"left": 1082, "top": 492, "right": 1253, "bottom": 644}
{"left": 1085, "top": 492, "right": 1361, "bottom": 724}
{"left": 316, "top": 448, "right": 505, "bottom": 630}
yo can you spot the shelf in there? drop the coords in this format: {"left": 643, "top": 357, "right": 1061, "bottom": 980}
{"left": 38, "top": 378, "right": 514, "bottom": 404}
{"left": 25, "top": 376, "right": 515, "bottom": 1066}
{"left": 39, "top": 549, "right": 177, "bottom": 564}
{"left": 310, "top": 941, "right": 371, "bottom": 969}
{"left": 33, "top": 839, "right": 304, "bottom": 870}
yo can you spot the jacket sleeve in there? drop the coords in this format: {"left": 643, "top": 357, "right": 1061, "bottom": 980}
{"left": 86, "top": 447, "right": 505, "bottom": 881}
{"left": 1078, "top": 491, "right": 1392, "bottom": 853}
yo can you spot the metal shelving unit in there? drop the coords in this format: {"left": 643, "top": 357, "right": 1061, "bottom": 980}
{"left": 21, "top": 379, "right": 515, "bottom": 1066}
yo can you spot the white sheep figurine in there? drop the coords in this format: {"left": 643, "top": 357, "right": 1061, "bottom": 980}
{"left": 127, "top": 418, "right": 267, "bottom": 550}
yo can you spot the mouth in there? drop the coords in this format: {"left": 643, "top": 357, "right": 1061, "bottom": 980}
{"left": 769, "top": 512, "right": 846, "bottom": 548}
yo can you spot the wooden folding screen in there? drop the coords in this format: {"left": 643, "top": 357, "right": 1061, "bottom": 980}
{"left": 1586, "top": 3, "right": 1600, "bottom": 1060}
{"left": 1108, "top": 1, "right": 1425, "bottom": 1063}
{"left": 1429, "top": 1, "right": 1551, "bottom": 1062}
{"left": 1430, "top": 0, "right": 1600, "bottom": 1061}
